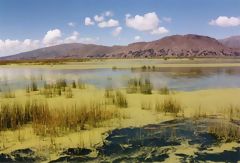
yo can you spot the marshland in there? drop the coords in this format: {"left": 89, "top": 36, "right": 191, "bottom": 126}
{"left": 0, "top": 59, "right": 240, "bottom": 162}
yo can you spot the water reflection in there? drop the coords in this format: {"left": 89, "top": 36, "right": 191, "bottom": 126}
{"left": 0, "top": 66, "right": 240, "bottom": 91}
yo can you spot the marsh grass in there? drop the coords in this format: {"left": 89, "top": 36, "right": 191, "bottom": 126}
{"left": 155, "top": 97, "right": 182, "bottom": 117}
{"left": 126, "top": 77, "right": 153, "bottom": 94}
{"left": 41, "top": 85, "right": 62, "bottom": 98}
{"left": 158, "top": 86, "right": 170, "bottom": 95}
{"left": 30, "top": 79, "right": 38, "bottom": 91}
{"left": 0, "top": 102, "right": 24, "bottom": 130}
{"left": 141, "top": 101, "right": 153, "bottom": 110}
{"left": 72, "top": 80, "right": 77, "bottom": 88}
{"left": 223, "top": 105, "right": 240, "bottom": 120}
{"left": 193, "top": 106, "right": 207, "bottom": 119}
{"left": 56, "top": 79, "right": 67, "bottom": 88}
{"left": 0, "top": 99, "right": 121, "bottom": 136}
{"left": 65, "top": 87, "right": 73, "bottom": 98}
{"left": 40, "top": 79, "right": 70, "bottom": 98}
{"left": 0, "top": 58, "right": 90, "bottom": 66}
{"left": 115, "top": 91, "right": 128, "bottom": 108}
{"left": 104, "top": 87, "right": 115, "bottom": 105}
{"left": 104, "top": 88, "right": 128, "bottom": 108}
{"left": 208, "top": 121, "right": 240, "bottom": 142}
{"left": 112, "top": 66, "right": 117, "bottom": 70}
{"left": 78, "top": 79, "right": 86, "bottom": 89}
{"left": 2, "top": 88, "right": 15, "bottom": 98}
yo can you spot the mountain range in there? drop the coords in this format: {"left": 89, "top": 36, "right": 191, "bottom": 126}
{"left": 1, "top": 34, "right": 240, "bottom": 60}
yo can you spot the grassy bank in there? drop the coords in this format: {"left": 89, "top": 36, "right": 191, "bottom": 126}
{"left": 0, "top": 83, "right": 239, "bottom": 158}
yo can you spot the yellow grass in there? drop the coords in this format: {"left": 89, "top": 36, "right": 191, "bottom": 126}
{"left": 2, "top": 58, "right": 240, "bottom": 70}
{"left": 0, "top": 85, "right": 240, "bottom": 158}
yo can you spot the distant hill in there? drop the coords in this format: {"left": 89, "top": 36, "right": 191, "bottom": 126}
{"left": 2, "top": 34, "right": 240, "bottom": 60}
{"left": 219, "top": 36, "right": 240, "bottom": 49}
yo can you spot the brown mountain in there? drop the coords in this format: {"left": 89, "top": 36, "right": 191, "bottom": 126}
{"left": 219, "top": 36, "right": 240, "bottom": 49}
{"left": 2, "top": 34, "right": 240, "bottom": 60}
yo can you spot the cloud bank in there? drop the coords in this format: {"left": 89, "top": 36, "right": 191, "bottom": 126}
{"left": 209, "top": 16, "right": 240, "bottom": 27}
{"left": 125, "top": 12, "right": 169, "bottom": 35}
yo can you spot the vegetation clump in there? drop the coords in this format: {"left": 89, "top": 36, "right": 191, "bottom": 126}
{"left": 223, "top": 105, "right": 240, "bottom": 121}
{"left": 0, "top": 99, "right": 120, "bottom": 136}
{"left": 65, "top": 87, "right": 73, "bottom": 98}
{"left": 141, "top": 101, "right": 152, "bottom": 110}
{"left": 115, "top": 91, "right": 128, "bottom": 108}
{"left": 30, "top": 79, "right": 38, "bottom": 91}
{"left": 78, "top": 79, "right": 86, "bottom": 89}
{"left": 208, "top": 122, "right": 240, "bottom": 142}
{"left": 40, "top": 79, "right": 73, "bottom": 98}
{"left": 126, "top": 77, "right": 153, "bottom": 94}
{"left": 105, "top": 88, "right": 128, "bottom": 108}
{"left": 72, "top": 80, "right": 77, "bottom": 88}
{"left": 155, "top": 97, "right": 182, "bottom": 117}
{"left": 159, "top": 86, "right": 170, "bottom": 95}
{"left": 2, "top": 88, "right": 15, "bottom": 98}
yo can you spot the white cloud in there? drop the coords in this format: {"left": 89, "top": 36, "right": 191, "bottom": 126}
{"left": 0, "top": 39, "right": 40, "bottom": 56}
{"left": 126, "top": 12, "right": 160, "bottom": 31}
{"left": 0, "top": 28, "right": 101, "bottom": 56}
{"left": 105, "top": 11, "right": 113, "bottom": 17}
{"left": 84, "top": 17, "right": 95, "bottom": 26}
{"left": 134, "top": 36, "right": 141, "bottom": 41}
{"left": 209, "top": 16, "right": 240, "bottom": 27}
{"left": 98, "top": 19, "right": 119, "bottom": 28}
{"left": 163, "top": 17, "right": 172, "bottom": 23}
{"left": 43, "top": 29, "right": 62, "bottom": 46}
{"left": 150, "top": 27, "right": 169, "bottom": 35}
{"left": 126, "top": 12, "right": 169, "bottom": 35}
{"left": 64, "top": 31, "right": 79, "bottom": 43}
{"left": 112, "top": 27, "right": 122, "bottom": 36}
{"left": 94, "top": 15, "right": 104, "bottom": 22}
{"left": 68, "top": 22, "right": 76, "bottom": 27}
{"left": 94, "top": 11, "right": 113, "bottom": 23}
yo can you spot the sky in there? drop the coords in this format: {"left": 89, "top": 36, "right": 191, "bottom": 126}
{"left": 0, "top": 0, "right": 240, "bottom": 56}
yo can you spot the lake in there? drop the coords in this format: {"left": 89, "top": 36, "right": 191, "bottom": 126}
{"left": 1, "top": 65, "right": 240, "bottom": 91}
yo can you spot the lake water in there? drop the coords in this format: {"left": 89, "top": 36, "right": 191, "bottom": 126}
{"left": 1, "top": 66, "right": 240, "bottom": 91}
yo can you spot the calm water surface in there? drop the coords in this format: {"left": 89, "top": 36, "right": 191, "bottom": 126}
{"left": 0, "top": 66, "right": 240, "bottom": 91}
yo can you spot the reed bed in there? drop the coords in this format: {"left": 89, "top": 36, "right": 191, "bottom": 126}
{"left": 208, "top": 121, "right": 240, "bottom": 142}
{"left": 222, "top": 105, "right": 240, "bottom": 120}
{"left": 104, "top": 88, "right": 128, "bottom": 108}
{"left": 1, "top": 88, "right": 15, "bottom": 98}
{"left": 0, "top": 99, "right": 120, "bottom": 136}
{"left": 158, "top": 86, "right": 170, "bottom": 95}
{"left": 155, "top": 97, "right": 182, "bottom": 117}
{"left": 141, "top": 101, "right": 153, "bottom": 110}
{"left": 126, "top": 77, "right": 153, "bottom": 94}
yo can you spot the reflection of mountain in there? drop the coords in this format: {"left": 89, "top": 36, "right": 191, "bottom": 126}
{"left": 132, "top": 66, "right": 240, "bottom": 78}
{"left": 2, "top": 34, "right": 240, "bottom": 60}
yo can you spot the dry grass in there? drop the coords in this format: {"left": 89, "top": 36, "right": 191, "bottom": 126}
{"left": 141, "top": 101, "right": 153, "bottom": 110}
{"left": 155, "top": 97, "right": 182, "bottom": 117}
{"left": 40, "top": 79, "right": 75, "bottom": 98}
{"left": 193, "top": 105, "right": 207, "bottom": 119}
{"left": 158, "top": 86, "right": 170, "bottom": 95}
{"left": 0, "top": 99, "right": 121, "bottom": 136}
{"left": 65, "top": 87, "right": 73, "bottom": 98}
{"left": 104, "top": 88, "right": 128, "bottom": 108}
{"left": 126, "top": 77, "right": 153, "bottom": 94}
{"left": 115, "top": 91, "right": 128, "bottom": 108}
{"left": 78, "top": 79, "right": 86, "bottom": 89}
{"left": 208, "top": 121, "right": 240, "bottom": 142}
{"left": 2, "top": 88, "right": 15, "bottom": 98}
{"left": 222, "top": 105, "right": 240, "bottom": 120}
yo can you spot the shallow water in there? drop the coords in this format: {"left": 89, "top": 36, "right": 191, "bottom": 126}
{"left": 1, "top": 66, "right": 240, "bottom": 91}
{"left": 1, "top": 118, "right": 238, "bottom": 162}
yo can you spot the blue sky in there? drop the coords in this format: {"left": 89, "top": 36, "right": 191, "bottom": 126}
{"left": 0, "top": 0, "right": 240, "bottom": 56}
